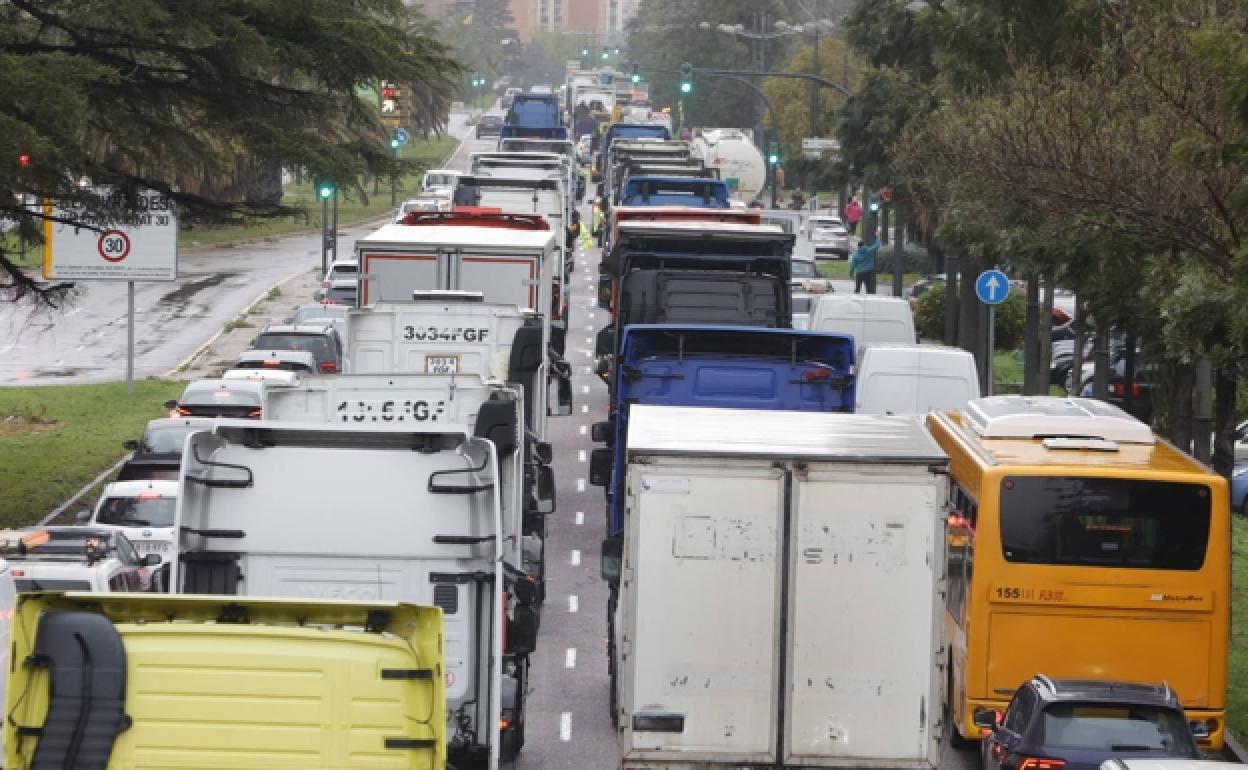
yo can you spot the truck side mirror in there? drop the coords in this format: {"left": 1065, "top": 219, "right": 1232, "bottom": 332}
{"left": 122, "top": 439, "right": 140, "bottom": 451}
{"left": 163, "top": 399, "right": 178, "bottom": 410}
{"left": 597, "top": 274, "right": 612, "bottom": 309}
{"left": 550, "top": 325, "right": 567, "bottom": 357}
{"left": 591, "top": 421, "right": 612, "bottom": 445}
{"left": 601, "top": 535, "right": 622, "bottom": 583}
{"left": 589, "top": 448, "right": 612, "bottom": 487}
{"left": 534, "top": 441, "right": 553, "bottom": 465}
{"left": 75, "top": 508, "right": 92, "bottom": 524}
{"left": 595, "top": 326, "right": 616, "bottom": 357}
{"left": 536, "top": 464, "right": 555, "bottom": 514}
{"left": 549, "top": 374, "right": 573, "bottom": 417}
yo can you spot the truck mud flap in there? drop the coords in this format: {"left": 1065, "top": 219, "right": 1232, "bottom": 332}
{"left": 23, "top": 611, "right": 130, "bottom": 770}
{"left": 179, "top": 551, "right": 242, "bottom": 595}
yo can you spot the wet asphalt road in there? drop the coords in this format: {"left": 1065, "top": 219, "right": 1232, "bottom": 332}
{"left": 0, "top": 113, "right": 472, "bottom": 386}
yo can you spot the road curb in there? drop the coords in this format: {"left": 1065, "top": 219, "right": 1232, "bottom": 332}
{"left": 1224, "top": 732, "right": 1248, "bottom": 763}
{"left": 164, "top": 265, "right": 309, "bottom": 377}
{"left": 38, "top": 453, "right": 132, "bottom": 526}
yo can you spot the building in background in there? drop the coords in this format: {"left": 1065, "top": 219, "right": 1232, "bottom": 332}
{"left": 513, "top": 0, "right": 639, "bottom": 42}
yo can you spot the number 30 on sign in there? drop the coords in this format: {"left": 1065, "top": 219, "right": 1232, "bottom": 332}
{"left": 97, "top": 230, "right": 131, "bottom": 262}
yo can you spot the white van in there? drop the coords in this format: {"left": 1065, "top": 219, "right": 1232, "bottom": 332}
{"left": 808, "top": 294, "right": 916, "bottom": 355}
{"left": 856, "top": 345, "right": 981, "bottom": 415}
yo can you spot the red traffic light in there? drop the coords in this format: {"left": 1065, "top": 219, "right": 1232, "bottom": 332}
{"left": 880, "top": 186, "right": 893, "bottom": 203}
{"left": 17, "top": 152, "right": 31, "bottom": 167}
{"left": 381, "top": 86, "right": 396, "bottom": 101}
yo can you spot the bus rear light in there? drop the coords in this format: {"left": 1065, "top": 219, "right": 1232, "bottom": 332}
{"left": 1019, "top": 758, "right": 1066, "bottom": 770}
{"left": 320, "top": 361, "right": 339, "bottom": 373}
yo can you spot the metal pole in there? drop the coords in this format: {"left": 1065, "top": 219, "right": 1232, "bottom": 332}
{"left": 1193, "top": 358, "right": 1213, "bottom": 461}
{"left": 390, "top": 144, "right": 398, "bottom": 207}
{"left": 320, "top": 195, "right": 329, "bottom": 276}
{"left": 986, "top": 305, "right": 995, "bottom": 396}
{"left": 809, "top": 31, "right": 819, "bottom": 137}
{"left": 1023, "top": 272, "right": 1040, "bottom": 394}
{"left": 331, "top": 189, "right": 340, "bottom": 261}
{"left": 126, "top": 281, "right": 135, "bottom": 394}
{"left": 892, "top": 202, "right": 904, "bottom": 299}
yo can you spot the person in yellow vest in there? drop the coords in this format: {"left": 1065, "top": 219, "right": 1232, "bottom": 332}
{"left": 591, "top": 199, "right": 604, "bottom": 247}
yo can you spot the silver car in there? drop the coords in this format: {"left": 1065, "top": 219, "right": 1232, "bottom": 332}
{"left": 812, "top": 222, "right": 852, "bottom": 260}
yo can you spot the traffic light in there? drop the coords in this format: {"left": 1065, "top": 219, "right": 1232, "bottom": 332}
{"left": 318, "top": 182, "right": 334, "bottom": 199}
{"left": 630, "top": 66, "right": 641, "bottom": 84}
{"left": 679, "top": 62, "right": 693, "bottom": 95}
{"left": 767, "top": 141, "right": 780, "bottom": 166}
{"left": 390, "top": 138, "right": 400, "bottom": 150}
{"left": 380, "top": 85, "right": 396, "bottom": 101}
{"left": 601, "top": 47, "right": 610, "bottom": 60}
{"left": 581, "top": 48, "right": 589, "bottom": 56}
{"left": 868, "top": 193, "right": 881, "bottom": 212}
{"left": 17, "top": 152, "right": 31, "bottom": 168}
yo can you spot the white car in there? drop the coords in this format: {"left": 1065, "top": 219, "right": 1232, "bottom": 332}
{"left": 790, "top": 254, "right": 833, "bottom": 293}
{"left": 232, "top": 349, "right": 319, "bottom": 374}
{"left": 82, "top": 480, "right": 178, "bottom": 591}
{"left": 791, "top": 292, "right": 816, "bottom": 330}
{"left": 0, "top": 527, "right": 159, "bottom": 593}
{"left": 394, "top": 194, "right": 450, "bottom": 223}
{"left": 316, "top": 259, "right": 358, "bottom": 299}
{"left": 289, "top": 303, "right": 348, "bottom": 340}
{"left": 811, "top": 222, "right": 852, "bottom": 259}
{"left": 420, "top": 169, "right": 461, "bottom": 195}
{"left": 805, "top": 213, "right": 846, "bottom": 239}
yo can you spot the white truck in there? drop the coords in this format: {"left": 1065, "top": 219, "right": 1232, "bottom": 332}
{"left": 173, "top": 416, "right": 536, "bottom": 768}
{"left": 609, "top": 404, "right": 948, "bottom": 770}
{"left": 691, "top": 128, "right": 766, "bottom": 202}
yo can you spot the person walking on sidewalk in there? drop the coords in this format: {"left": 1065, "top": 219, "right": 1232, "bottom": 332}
{"left": 844, "top": 197, "right": 863, "bottom": 235}
{"left": 849, "top": 238, "right": 880, "bottom": 294}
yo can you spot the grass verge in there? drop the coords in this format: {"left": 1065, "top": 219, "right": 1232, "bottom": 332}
{"left": 815, "top": 258, "right": 923, "bottom": 286}
{"left": 0, "top": 379, "right": 184, "bottom": 526}
{"left": 177, "top": 135, "right": 457, "bottom": 249}
{"left": 1232, "top": 516, "right": 1248, "bottom": 741}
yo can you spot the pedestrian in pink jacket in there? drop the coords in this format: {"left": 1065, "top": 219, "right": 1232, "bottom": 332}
{"left": 844, "top": 198, "right": 863, "bottom": 235}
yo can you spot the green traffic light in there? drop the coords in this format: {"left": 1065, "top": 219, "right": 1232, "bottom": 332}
{"left": 768, "top": 155, "right": 779, "bottom": 165}
{"left": 869, "top": 201, "right": 880, "bottom": 212}
{"left": 631, "top": 73, "right": 640, "bottom": 84}
{"left": 390, "top": 139, "right": 399, "bottom": 149}
{"left": 680, "top": 81, "right": 692, "bottom": 94}
{"left": 319, "top": 185, "right": 333, "bottom": 199}
{"left": 581, "top": 48, "right": 589, "bottom": 56}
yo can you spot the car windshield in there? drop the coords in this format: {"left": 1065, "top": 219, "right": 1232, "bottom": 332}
{"left": 253, "top": 333, "right": 334, "bottom": 363}
{"left": 792, "top": 261, "right": 816, "bottom": 279}
{"left": 96, "top": 495, "right": 176, "bottom": 527}
{"left": 140, "top": 425, "right": 194, "bottom": 454}
{"left": 1000, "top": 477, "right": 1211, "bottom": 570}
{"left": 1040, "top": 703, "right": 1195, "bottom": 753}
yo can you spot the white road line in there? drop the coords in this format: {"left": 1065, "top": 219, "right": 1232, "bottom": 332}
{"left": 570, "top": 549, "right": 582, "bottom": 566}
{"left": 577, "top": 478, "right": 586, "bottom": 492}
{"left": 568, "top": 595, "right": 579, "bottom": 613}
{"left": 579, "top": 424, "right": 588, "bottom": 436}
{"left": 581, "top": 384, "right": 590, "bottom": 395}
{"left": 565, "top": 647, "right": 577, "bottom": 668}
{"left": 588, "top": 312, "right": 596, "bottom": 319}
{"left": 575, "top": 511, "right": 584, "bottom": 525}
{"left": 584, "top": 365, "right": 594, "bottom": 375}
{"left": 581, "top": 403, "right": 589, "bottom": 413}
{"left": 585, "top": 324, "right": 594, "bottom": 331}
{"left": 560, "top": 712, "right": 572, "bottom": 741}
{"left": 584, "top": 350, "right": 593, "bottom": 359}
{"left": 585, "top": 336, "right": 593, "bottom": 345}
{"left": 578, "top": 450, "right": 587, "bottom": 463}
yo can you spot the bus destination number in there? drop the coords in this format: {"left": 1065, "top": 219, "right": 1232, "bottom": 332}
{"left": 995, "top": 587, "right": 1065, "bottom": 602}
{"left": 403, "top": 326, "right": 489, "bottom": 342}
{"left": 336, "top": 399, "right": 446, "bottom": 422}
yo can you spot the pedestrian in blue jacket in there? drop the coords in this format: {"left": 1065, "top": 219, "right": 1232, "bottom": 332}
{"left": 849, "top": 238, "right": 880, "bottom": 294}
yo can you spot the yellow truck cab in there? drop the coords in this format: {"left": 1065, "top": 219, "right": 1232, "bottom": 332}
{"left": 4, "top": 593, "right": 445, "bottom": 769}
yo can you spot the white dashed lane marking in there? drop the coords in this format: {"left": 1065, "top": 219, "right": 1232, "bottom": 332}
{"left": 568, "top": 595, "right": 579, "bottom": 613}
{"left": 579, "top": 425, "right": 588, "bottom": 436}
{"left": 578, "top": 450, "right": 587, "bottom": 463}
{"left": 581, "top": 404, "right": 589, "bottom": 413}
{"left": 581, "top": 385, "right": 590, "bottom": 394}
{"left": 577, "top": 478, "right": 586, "bottom": 492}
{"left": 565, "top": 647, "right": 577, "bottom": 668}
{"left": 575, "top": 511, "right": 584, "bottom": 525}
{"left": 570, "top": 549, "right": 581, "bottom": 566}
{"left": 560, "top": 712, "right": 572, "bottom": 741}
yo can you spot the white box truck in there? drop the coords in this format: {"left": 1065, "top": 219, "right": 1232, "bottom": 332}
{"left": 610, "top": 404, "right": 948, "bottom": 770}
{"left": 173, "top": 418, "right": 536, "bottom": 769}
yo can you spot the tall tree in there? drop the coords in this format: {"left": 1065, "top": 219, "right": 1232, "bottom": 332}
{"left": 0, "top": 0, "right": 460, "bottom": 306}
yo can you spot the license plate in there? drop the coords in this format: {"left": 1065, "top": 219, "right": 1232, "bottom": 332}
{"left": 425, "top": 355, "right": 460, "bottom": 374}
{"left": 135, "top": 541, "right": 169, "bottom": 553}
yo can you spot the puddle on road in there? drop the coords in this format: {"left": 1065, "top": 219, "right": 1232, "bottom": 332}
{"left": 157, "top": 273, "right": 237, "bottom": 308}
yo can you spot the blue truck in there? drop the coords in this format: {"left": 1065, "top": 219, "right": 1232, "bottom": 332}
{"left": 588, "top": 324, "right": 856, "bottom": 708}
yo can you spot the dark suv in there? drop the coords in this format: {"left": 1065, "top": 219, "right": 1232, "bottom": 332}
{"left": 251, "top": 323, "right": 345, "bottom": 374}
{"left": 977, "top": 676, "right": 1203, "bottom": 770}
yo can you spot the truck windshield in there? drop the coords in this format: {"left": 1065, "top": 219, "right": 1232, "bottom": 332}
{"left": 141, "top": 425, "right": 195, "bottom": 454}
{"left": 999, "top": 476, "right": 1210, "bottom": 570}
{"left": 96, "top": 496, "right": 177, "bottom": 527}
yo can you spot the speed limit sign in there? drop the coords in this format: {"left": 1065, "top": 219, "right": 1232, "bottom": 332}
{"left": 97, "top": 230, "right": 131, "bottom": 262}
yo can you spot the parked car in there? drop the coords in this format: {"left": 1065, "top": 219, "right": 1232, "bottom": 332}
{"left": 231, "top": 349, "right": 319, "bottom": 374}
{"left": 116, "top": 416, "right": 213, "bottom": 481}
{"left": 790, "top": 254, "right": 833, "bottom": 293}
{"left": 80, "top": 480, "right": 178, "bottom": 591}
{"left": 804, "top": 213, "right": 845, "bottom": 239}
{"left": 1232, "top": 461, "right": 1248, "bottom": 516}
{"left": 976, "top": 676, "right": 1202, "bottom": 770}
{"left": 166, "top": 379, "right": 267, "bottom": 419}
{"left": 252, "top": 323, "right": 345, "bottom": 373}
{"left": 811, "top": 221, "right": 852, "bottom": 259}
{"left": 315, "top": 260, "right": 358, "bottom": 300}
{"left": 476, "top": 113, "right": 504, "bottom": 138}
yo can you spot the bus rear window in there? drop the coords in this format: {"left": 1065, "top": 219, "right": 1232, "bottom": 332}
{"left": 999, "top": 477, "right": 1210, "bottom": 570}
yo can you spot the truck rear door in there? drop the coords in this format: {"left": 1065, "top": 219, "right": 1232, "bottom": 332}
{"left": 358, "top": 248, "right": 444, "bottom": 305}
{"left": 621, "top": 465, "right": 784, "bottom": 765}
{"left": 786, "top": 467, "right": 944, "bottom": 766}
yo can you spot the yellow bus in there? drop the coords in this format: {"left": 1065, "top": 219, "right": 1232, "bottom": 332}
{"left": 927, "top": 396, "right": 1229, "bottom": 747}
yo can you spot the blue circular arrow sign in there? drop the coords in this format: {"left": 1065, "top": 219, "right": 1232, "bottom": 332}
{"left": 975, "top": 269, "right": 1011, "bottom": 305}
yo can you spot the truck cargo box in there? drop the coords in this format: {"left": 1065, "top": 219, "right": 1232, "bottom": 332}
{"left": 613, "top": 405, "right": 948, "bottom": 770}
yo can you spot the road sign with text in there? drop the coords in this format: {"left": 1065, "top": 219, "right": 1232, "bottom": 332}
{"left": 43, "top": 188, "right": 178, "bottom": 281}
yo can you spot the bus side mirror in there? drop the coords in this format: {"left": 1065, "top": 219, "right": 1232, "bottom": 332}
{"left": 591, "top": 421, "right": 612, "bottom": 445}
{"left": 972, "top": 708, "right": 1001, "bottom": 731}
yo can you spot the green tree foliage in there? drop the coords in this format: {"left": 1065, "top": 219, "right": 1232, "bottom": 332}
{"left": 915, "top": 282, "right": 1024, "bottom": 350}
{"left": 760, "top": 39, "right": 859, "bottom": 165}
{"left": 0, "top": 0, "right": 459, "bottom": 305}
{"left": 512, "top": 31, "right": 585, "bottom": 88}
{"left": 436, "top": 0, "right": 515, "bottom": 92}
{"left": 626, "top": 0, "right": 784, "bottom": 129}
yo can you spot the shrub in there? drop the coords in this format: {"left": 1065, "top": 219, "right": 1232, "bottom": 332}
{"left": 914, "top": 282, "right": 1025, "bottom": 350}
